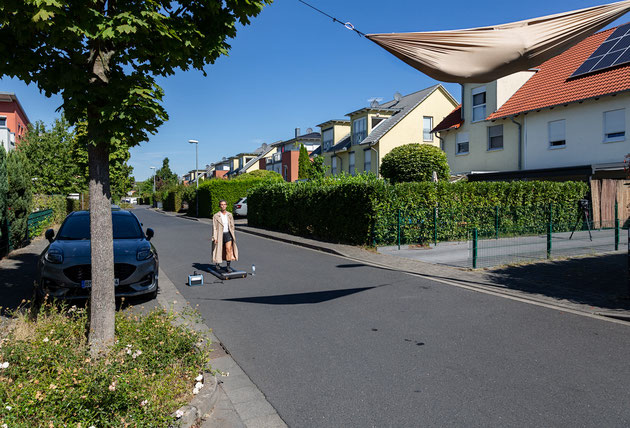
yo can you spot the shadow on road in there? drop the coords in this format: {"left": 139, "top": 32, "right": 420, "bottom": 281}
{"left": 220, "top": 286, "right": 380, "bottom": 305}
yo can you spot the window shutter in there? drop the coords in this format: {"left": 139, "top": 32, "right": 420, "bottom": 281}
{"left": 548, "top": 120, "right": 565, "bottom": 145}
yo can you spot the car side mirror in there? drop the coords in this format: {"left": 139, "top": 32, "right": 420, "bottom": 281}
{"left": 45, "top": 229, "right": 55, "bottom": 243}
{"left": 146, "top": 228, "right": 154, "bottom": 241}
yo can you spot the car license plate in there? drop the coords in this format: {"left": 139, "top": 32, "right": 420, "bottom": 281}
{"left": 81, "top": 279, "right": 120, "bottom": 288}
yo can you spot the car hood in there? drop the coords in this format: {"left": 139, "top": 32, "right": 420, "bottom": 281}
{"left": 50, "top": 239, "right": 147, "bottom": 260}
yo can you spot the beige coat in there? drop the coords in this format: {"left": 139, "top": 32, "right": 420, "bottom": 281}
{"left": 212, "top": 211, "right": 238, "bottom": 264}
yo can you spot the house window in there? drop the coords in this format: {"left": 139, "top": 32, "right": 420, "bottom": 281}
{"left": 364, "top": 149, "right": 371, "bottom": 173}
{"left": 371, "top": 116, "right": 386, "bottom": 129}
{"left": 456, "top": 132, "right": 469, "bottom": 155}
{"left": 472, "top": 86, "right": 487, "bottom": 122}
{"left": 0, "top": 117, "right": 6, "bottom": 127}
{"left": 548, "top": 120, "right": 566, "bottom": 147}
{"left": 488, "top": 125, "right": 503, "bottom": 150}
{"left": 322, "top": 128, "right": 334, "bottom": 150}
{"left": 423, "top": 116, "right": 433, "bottom": 141}
{"left": 603, "top": 109, "right": 625, "bottom": 142}
{"left": 352, "top": 117, "right": 367, "bottom": 144}
{"left": 331, "top": 156, "right": 337, "bottom": 175}
{"left": 283, "top": 165, "right": 288, "bottom": 181}
{"left": 349, "top": 152, "right": 355, "bottom": 176}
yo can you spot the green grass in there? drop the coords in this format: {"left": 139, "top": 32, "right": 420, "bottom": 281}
{"left": 0, "top": 303, "right": 210, "bottom": 427}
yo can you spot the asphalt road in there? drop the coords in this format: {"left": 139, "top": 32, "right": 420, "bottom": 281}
{"left": 134, "top": 206, "right": 630, "bottom": 427}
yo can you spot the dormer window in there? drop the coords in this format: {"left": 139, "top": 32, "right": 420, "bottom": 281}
{"left": 352, "top": 117, "right": 367, "bottom": 144}
{"left": 472, "top": 86, "right": 486, "bottom": 122}
{"left": 322, "top": 128, "right": 334, "bottom": 150}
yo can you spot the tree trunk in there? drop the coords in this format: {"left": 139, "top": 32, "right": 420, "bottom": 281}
{"left": 87, "top": 139, "right": 115, "bottom": 357}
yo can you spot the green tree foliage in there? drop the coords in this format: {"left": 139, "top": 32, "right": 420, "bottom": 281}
{"left": 309, "top": 156, "right": 327, "bottom": 180}
{"left": 380, "top": 144, "right": 450, "bottom": 183}
{"left": 298, "top": 144, "right": 311, "bottom": 180}
{"left": 0, "top": 0, "right": 270, "bottom": 354}
{"left": 6, "top": 150, "right": 32, "bottom": 248}
{"left": 0, "top": 147, "right": 7, "bottom": 252}
{"left": 19, "top": 118, "right": 84, "bottom": 195}
{"left": 156, "top": 158, "right": 178, "bottom": 190}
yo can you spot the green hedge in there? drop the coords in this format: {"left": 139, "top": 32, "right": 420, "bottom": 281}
{"left": 191, "top": 175, "right": 283, "bottom": 218}
{"left": 248, "top": 176, "right": 589, "bottom": 245}
{"left": 32, "top": 195, "right": 67, "bottom": 224}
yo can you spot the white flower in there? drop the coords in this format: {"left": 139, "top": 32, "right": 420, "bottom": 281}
{"left": 88, "top": 426, "right": 96, "bottom": 428}
{"left": 195, "top": 381, "right": 203, "bottom": 390}
{"left": 131, "top": 350, "right": 142, "bottom": 359}
{"left": 43, "top": 337, "right": 49, "bottom": 343}
{"left": 140, "top": 399, "right": 148, "bottom": 407}
{"left": 5, "top": 405, "right": 11, "bottom": 410}
{"left": 68, "top": 305, "right": 77, "bottom": 313}
{"left": 108, "top": 381, "right": 117, "bottom": 391}
{"left": 175, "top": 409, "right": 184, "bottom": 419}
{"left": 2, "top": 424, "right": 8, "bottom": 428}
{"left": 195, "top": 374, "right": 204, "bottom": 382}
{"left": 0, "top": 362, "right": 8, "bottom": 369}
{"left": 192, "top": 387, "right": 200, "bottom": 395}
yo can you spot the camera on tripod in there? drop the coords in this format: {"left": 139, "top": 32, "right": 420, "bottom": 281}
{"left": 570, "top": 198, "right": 592, "bottom": 241}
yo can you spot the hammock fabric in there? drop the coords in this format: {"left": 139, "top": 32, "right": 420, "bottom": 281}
{"left": 366, "top": 0, "right": 630, "bottom": 83}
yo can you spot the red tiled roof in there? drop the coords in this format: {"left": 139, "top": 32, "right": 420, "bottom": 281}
{"left": 433, "top": 105, "right": 462, "bottom": 132}
{"left": 488, "top": 25, "right": 630, "bottom": 120}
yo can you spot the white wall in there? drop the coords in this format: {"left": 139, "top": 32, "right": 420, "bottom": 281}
{"left": 524, "top": 95, "right": 630, "bottom": 170}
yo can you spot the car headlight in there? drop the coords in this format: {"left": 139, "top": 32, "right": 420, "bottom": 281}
{"left": 136, "top": 248, "right": 153, "bottom": 261}
{"left": 45, "top": 248, "right": 63, "bottom": 264}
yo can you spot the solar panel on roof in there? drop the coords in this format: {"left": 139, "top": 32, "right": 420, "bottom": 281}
{"left": 570, "top": 23, "right": 630, "bottom": 78}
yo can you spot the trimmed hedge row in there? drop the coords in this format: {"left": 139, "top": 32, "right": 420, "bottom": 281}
{"left": 190, "top": 174, "right": 283, "bottom": 218}
{"left": 162, "top": 185, "right": 194, "bottom": 213}
{"left": 247, "top": 176, "right": 590, "bottom": 245}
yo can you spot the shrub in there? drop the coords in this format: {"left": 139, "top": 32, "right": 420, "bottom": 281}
{"left": 0, "top": 147, "right": 7, "bottom": 254}
{"left": 6, "top": 149, "right": 32, "bottom": 248}
{"left": 0, "top": 304, "right": 210, "bottom": 427}
{"left": 380, "top": 144, "right": 450, "bottom": 183}
{"left": 163, "top": 184, "right": 188, "bottom": 213}
{"left": 248, "top": 177, "right": 589, "bottom": 245}
{"left": 32, "top": 195, "right": 67, "bottom": 224}
{"left": 233, "top": 169, "right": 283, "bottom": 180}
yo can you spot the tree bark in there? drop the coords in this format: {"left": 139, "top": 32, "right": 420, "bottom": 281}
{"left": 87, "top": 138, "right": 115, "bottom": 357}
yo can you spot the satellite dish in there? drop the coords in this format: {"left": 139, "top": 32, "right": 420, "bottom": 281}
{"left": 306, "top": 128, "right": 313, "bottom": 134}
{"left": 394, "top": 92, "right": 402, "bottom": 102}
{"left": 370, "top": 99, "right": 380, "bottom": 108}
{"left": 262, "top": 143, "right": 268, "bottom": 149}
{"left": 222, "top": 157, "right": 227, "bottom": 161}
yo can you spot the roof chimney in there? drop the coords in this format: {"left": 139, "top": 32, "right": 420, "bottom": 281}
{"left": 295, "top": 128, "right": 300, "bottom": 138}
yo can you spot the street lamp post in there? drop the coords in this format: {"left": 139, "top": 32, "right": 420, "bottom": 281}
{"left": 188, "top": 140, "right": 199, "bottom": 217}
{"left": 150, "top": 166, "right": 156, "bottom": 207}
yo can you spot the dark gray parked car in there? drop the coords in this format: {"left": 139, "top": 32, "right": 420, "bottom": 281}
{"left": 37, "top": 210, "right": 158, "bottom": 300}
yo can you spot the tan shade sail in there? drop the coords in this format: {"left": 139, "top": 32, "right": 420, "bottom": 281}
{"left": 366, "top": 0, "right": 630, "bottom": 83}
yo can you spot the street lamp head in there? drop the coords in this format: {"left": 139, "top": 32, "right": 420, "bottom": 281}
{"left": 188, "top": 139, "right": 199, "bottom": 144}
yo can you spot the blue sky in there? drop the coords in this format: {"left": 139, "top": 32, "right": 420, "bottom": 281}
{"left": 1, "top": 0, "right": 627, "bottom": 180}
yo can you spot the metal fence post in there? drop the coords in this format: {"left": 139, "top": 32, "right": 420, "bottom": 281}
{"left": 615, "top": 201, "right": 619, "bottom": 251}
{"left": 547, "top": 202, "right": 553, "bottom": 259}
{"left": 495, "top": 206, "right": 499, "bottom": 240}
{"left": 433, "top": 206, "right": 438, "bottom": 246}
{"left": 397, "top": 209, "right": 401, "bottom": 250}
{"left": 472, "top": 228, "right": 478, "bottom": 269}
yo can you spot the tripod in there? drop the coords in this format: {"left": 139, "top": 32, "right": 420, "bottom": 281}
{"left": 569, "top": 207, "right": 593, "bottom": 241}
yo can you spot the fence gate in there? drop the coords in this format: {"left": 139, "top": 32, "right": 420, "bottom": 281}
{"left": 591, "top": 179, "right": 630, "bottom": 228}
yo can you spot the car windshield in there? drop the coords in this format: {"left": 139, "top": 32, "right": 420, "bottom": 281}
{"left": 57, "top": 214, "right": 143, "bottom": 240}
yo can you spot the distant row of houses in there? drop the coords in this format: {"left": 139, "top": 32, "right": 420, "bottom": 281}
{"left": 184, "top": 24, "right": 629, "bottom": 223}
{"left": 188, "top": 83, "right": 458, "bottom": 184}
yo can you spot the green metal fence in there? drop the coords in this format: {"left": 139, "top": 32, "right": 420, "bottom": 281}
{"left": 27, "top": 209, "right": 54, "bottom": 240}
{"left": 0, "top": 209, "right": 54, "bottom": 258}
{"left": 375, "top": 202, "right": 627, "bottom": 268}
